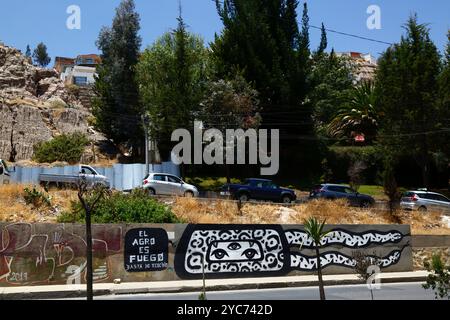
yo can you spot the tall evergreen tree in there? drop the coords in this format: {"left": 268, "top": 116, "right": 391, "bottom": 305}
{"left": 375, "top": 15, "right": 443, "bottom": 187}
{"left": 25, "top": 45, "right": 31, "bottom": 58}
{"left": 32, "top": 42, "right": 51, "bottom": 67}
{"left": 437, "top": 31, "right": 450, "bottom": 161}
{"left": 212, "top": 0, "right": 320, "bottom": 177}
{"left": 317, "top": 23, "right": 328, "bottom": 55}
{"left": 136, "top": 13, "right": 210, "bottom": 160}
{"left": 92, "top": 0, "right": 143, "bottom": 158}
{"left": 299, "top": 1, "right": 310, "bottom": 57}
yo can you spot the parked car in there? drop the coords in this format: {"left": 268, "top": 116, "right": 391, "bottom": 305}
{"left": 309, "top": 184, "right": 375, "bottom": 208}
{"left": 0, "top": 159, "right": 12, "bottom": 185}
{"left": 220, "top": 178, "right": 297, "bottom": 203}
{"left": 39, "top": 165, "right": 110, "bottom": 189}
{"left": 142, "top": 173, "right": 199, "bottom": 197}
{"left": 400, "top": 190, "right": 450, "bottom": 213}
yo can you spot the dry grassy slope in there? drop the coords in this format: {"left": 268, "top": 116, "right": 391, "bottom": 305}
{"left": 172, "top": 198, "right": 450, "bottom": 235}
{"left": 0, "top": 185, "right": 449, "bottom": 235}
{"left": 0, "top": 184, "right": 77, "bottom": 223}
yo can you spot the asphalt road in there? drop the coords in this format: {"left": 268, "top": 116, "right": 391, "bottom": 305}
{"left": 90, "top": 282, "right": 437, "bottom": 300}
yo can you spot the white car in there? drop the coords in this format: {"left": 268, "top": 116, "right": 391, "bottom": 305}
{"left": 142, "top": 173, "right": 199, "bottom": 197}
{"left": 400, "top": 190, "right": 450, "bottom": 213}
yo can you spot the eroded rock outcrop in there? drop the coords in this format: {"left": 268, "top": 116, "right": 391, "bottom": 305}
{"left": 0, "top": 44, "right": 105, "bottom": 161}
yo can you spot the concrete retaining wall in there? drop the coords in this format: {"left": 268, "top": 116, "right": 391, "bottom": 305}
{"left": 411, "top": 235, "right": 450, "bottom": 248}
{"left": 0, "top": 223, "right": 413, "bottom": 287}
{"left": 9, "top": 163, "right": 180, "bottom": 191}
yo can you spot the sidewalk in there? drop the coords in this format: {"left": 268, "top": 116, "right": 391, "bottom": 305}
{"left": 0, "top": 271, "right": 429, "bottom": 300}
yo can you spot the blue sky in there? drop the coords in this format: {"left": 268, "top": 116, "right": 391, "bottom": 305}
{"left": 0, "top": 0, "right": 449, "bottom": 63}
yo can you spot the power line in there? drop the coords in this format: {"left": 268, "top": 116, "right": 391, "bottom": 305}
{"left": 310, "top": 25, "right": 394, "bottom": 46}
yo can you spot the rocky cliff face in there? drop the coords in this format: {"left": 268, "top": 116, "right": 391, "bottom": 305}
{"left": 0, "top": 44, "right": 104, "bottom": 161}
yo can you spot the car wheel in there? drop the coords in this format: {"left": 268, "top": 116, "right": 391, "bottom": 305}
{"left": 360, "top": 201, "right": 371, "bottom": 208}
{"left": 238, "top": 193, "right": 249, "bottom": 202}
{"left": 185, "top": 191, "right": 194, "bottom": 198}
{"left": 418, "top": 206, "right": 427, "bottom": 212}
{"left": 282, "top": 195, "right": 292, "bottom": 204}
{"left": 146, "top": 188, "right": 156, "bottom": 196}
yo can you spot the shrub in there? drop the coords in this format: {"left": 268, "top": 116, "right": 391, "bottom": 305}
{"left": 58, "top": 189, "right": 182, "bottom": 224}
{"left": 325, "top": 146, "right": 382, "bottom": 184}
{"left": 23, "top": 186, "right": 51, "bottom": 208}
{"left": 423, "top": 254, "right": 450, "bottom": 299}
{"left": 33, "top": 132, "right": 89, "bottom": 164}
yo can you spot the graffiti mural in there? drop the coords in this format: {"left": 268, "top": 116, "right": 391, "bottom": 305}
{"left": 175, "top": 225, "right": 291, "bottom": 279}
{"left": 0, "top": 223, "right": 122, "bottom": 286}
{"left": 0, "top": 222, "right": 412, "bottom": 286}
{"left": 175, "top": 224, "right": 411, "bottom": 279}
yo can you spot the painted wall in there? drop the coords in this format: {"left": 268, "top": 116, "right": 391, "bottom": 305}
{"left": 0, "top": 223, "right": 413, "bottom": 287}
{"left": 9, "top": 162, "right": 180, "bottom": 191}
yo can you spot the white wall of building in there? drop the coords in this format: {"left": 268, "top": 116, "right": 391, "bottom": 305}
{"left": 61, "top": 65, "right": 97, "bottom": 86}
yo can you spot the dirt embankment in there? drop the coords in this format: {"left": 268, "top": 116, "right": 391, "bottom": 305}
{"left": 1, "top": 185, "right": 449, "bottom": 236}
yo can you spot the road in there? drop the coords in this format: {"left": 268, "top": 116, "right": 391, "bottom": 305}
{"left": 88, "top": 282, "right": 436, "bottom": 300}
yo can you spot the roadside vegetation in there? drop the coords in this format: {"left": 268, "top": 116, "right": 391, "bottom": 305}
{"left": 57, "top": 189, "right": 181, "bottom": 224}
{"left": 33, "top": 132, "right": 89, "bottom": 164}
{"left": 423, "top": 254, "right": 450, "bottom": 299}
{"left": 1, "top": 184, "right": 447, "bottom": 234}
{"left": 171, "top": 197, "right": 449, "bottom": 235}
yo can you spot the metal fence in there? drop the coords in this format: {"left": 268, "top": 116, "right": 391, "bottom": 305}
{"left": 9, "top": 162, "right": 180, "bottom": 191}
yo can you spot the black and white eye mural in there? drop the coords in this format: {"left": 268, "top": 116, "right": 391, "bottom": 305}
{"left": 174, "top": 224, "right": 411, "bottom": 279}
{"left": 174, "top": 225, "right": 291, "bottom": 279}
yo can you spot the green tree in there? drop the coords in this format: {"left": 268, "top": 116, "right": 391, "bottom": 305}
{"left": 136, "top": 14, "right": 210, "bottom": 160}
{"left": 316, "top": 23, "right": 328, "bottom": 56}
{"left": 76, "top": 181, "right": 110, "bottom": 301}
{"left": 304, "top": 217, "right": 330, "bottom": 300}
{"left": 375, "top": 15, "right": 443, "bottom": 188}
{"left": 327, "top": 81, "right": 378, "bottom": 142}
{"left": 212, "top": 0, "right": 320, "bottom": 177}
{"left": 382, "top": 155, "right": 402, "bottom": 220}
{"left": 92, "top": 0, "right": 143, "bottom": 159}
{"left": 309, "top": 51, "right": 354, "bottom": 136}
{"left": 437, "top": 31, "right": 450, "bottom": 159}
{"left": 32, "top": 42, "right": 51, "bottom": 67}
{"left": 200, "top": 74, "right": 261, "bottom": 182}
{"left": 25, "top": 45, "right": 31, "bottom": 58}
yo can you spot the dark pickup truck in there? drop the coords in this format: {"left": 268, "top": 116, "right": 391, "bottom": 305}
{"left": 220, "top": 178, "right": 297, "bottom": 204}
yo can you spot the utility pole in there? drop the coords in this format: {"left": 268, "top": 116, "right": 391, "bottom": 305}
{"left": 142, "top": 114, "right": 149, "bottom": 177}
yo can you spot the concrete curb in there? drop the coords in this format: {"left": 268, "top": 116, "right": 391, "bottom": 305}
{"left": 0, "top": 275, "right": 428, "bottom": 300}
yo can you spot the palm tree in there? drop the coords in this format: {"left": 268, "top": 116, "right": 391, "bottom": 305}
{"left": 327, "top": 81, "right": 379, "bottom": 142}
{"left": 304, "top": 217, "right": 330, "bottom": 300}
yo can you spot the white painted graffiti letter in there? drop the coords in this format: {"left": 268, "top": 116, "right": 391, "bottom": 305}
{"left": 65, "top": 263, "right": 86, "bottom": 285}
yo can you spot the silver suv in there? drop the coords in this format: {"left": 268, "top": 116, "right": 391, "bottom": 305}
{"left": 400, "top": 190, "right": 450, "bottom": 213}
{"left": 142, "top": 173, "right": 199, "bottom": 197}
